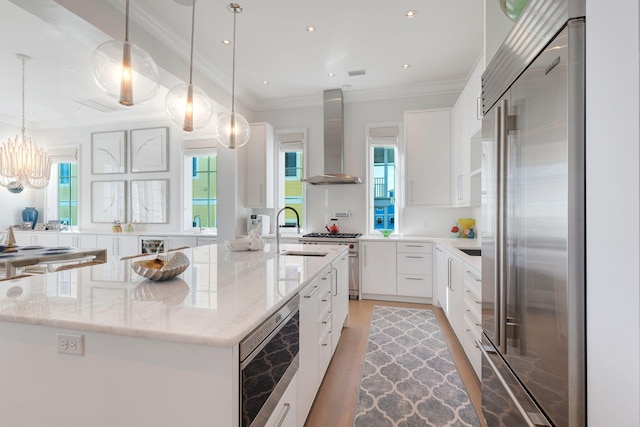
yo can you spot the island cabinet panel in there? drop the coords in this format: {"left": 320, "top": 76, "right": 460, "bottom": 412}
{"left": 404, "top": 109, "right": 451, "bottom": 206}
{"left": 266, "top": 374, "right": 297, "bottom": 427}
{"left": 298, "top": 278, "right": 320, "bottom": 425}
{"left": 0, "top": 323, "right": 238, "bottom": 427}
{"left": 245, "top": 122, "right": 274, "bottom": 208}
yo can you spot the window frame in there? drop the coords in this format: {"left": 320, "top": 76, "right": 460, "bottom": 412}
{"left": 365, "top": 123, "right": 403, "bottom": 234}
{"left": 44, "top": 145, "right": 80, "bottom": 229}
{"left": 181, "top": 137, "right": 218, "bottom": 232}
{"left": 275, "top": 128, "right": 307, "bottom": 231}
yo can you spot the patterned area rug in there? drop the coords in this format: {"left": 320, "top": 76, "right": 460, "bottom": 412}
{"left": 353, "top": 306, "right": 480, "bottom": 427}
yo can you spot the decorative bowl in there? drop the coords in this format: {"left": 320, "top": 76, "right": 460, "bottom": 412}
{"left": 132, "top": 252, "right": 190, "bottom": 281}
{"left": 378, "top": 229, "right": 393, "bottom": 238}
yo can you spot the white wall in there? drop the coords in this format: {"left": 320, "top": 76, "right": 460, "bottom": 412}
{"left": 586, "top": 0, "right": 640, "bottom": 425}
{"left": 255, "top": 93, "right": 473, "bottom": 236}
{"left": 17, "top": 117, "right": 246, "bottom": 239}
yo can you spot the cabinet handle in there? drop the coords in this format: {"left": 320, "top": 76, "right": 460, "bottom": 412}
{"left": 447, "top": 258, "right": 453, "bottom": 290}
{"left": 303, "top": 285, "right": 319, "bottom": 298}
{"left": 466, "top": 329, "right": 480, "bottom": 348}
{"left": 465, "top": 270, "right": 481, "bottom": 282}
{"left": 410, "top": 180, "right": 414, "bottom": 202}
{"left": 405, "top": 244, "right": 423, "bottom": 248}
{"left": 321, "top": 331, "right": 332, "bottom": 346}
{"left": 405, "top": 277, "right": 424, "bottom": 281}
{"left": 321, "top": 270, "right": 332, "bottom": 281}
{"left": 466, "top": 309, "right": 482, "bottom": 327}
{"left": 466, "top": 289, "right": 481, "bottom": 304}
{"left": 436, "top": 247, "right": 443, "bottom": 253}
{"left": 275, "top": 403, "right": 291, "bottom": 427}
{"left": 405, "top": 255, "right": 424, "bottom": 259}
{"left": 321, "top": 291, "right": 332, "bottom": 303}
{"left": 364, "top": 246, "right": 367, "bottom": 267}
{"left": 332, "top": 267, "right": 338, "bottom": 296}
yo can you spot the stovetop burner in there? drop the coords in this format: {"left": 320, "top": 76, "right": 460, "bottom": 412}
{"left": 302, "top": 232, "right": 362, "bottom": 239}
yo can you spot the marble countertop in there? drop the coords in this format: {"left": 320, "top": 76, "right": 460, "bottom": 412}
{"left": 0, "top": 243, "right": 347, "bottom": 347}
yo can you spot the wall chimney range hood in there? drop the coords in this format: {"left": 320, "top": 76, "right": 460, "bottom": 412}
{"left": 302, "top": 89, "right": 361, "bottom": 185}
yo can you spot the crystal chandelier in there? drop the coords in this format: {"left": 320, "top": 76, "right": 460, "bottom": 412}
{"left": 0, "top": 54, "right": 51, "bottom": 191}
{"left": 217, "top": 3, "right": 250, "bottom": 149}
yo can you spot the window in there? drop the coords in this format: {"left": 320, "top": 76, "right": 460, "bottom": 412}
{"left": 191, "top": 156, "right": 217, "bottom": 228}
{"left": 367, "top": 124, "right": 401, "bottom": 233}
{"left": 276, "top": 130, "right": 306, "bottom": 227}
{"left": 57, "top": 163, "right": 78, "bottom": 226}
{"left": 182, "top": 137, "right": 218, "bottom": 231}
{"left": 44, "top": 147, "right": 79, "bottom": 227}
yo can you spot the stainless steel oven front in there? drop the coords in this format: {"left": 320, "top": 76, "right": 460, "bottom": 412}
{"left": 239, "top": 294, "right": 299, "bottom": 427}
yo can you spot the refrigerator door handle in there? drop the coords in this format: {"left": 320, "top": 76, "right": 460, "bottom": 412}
{"left": 478, "top": 340, "right": 551, "bottom": 427}
{"left": 498, "top": 98, "right": 515, "bottom": 354}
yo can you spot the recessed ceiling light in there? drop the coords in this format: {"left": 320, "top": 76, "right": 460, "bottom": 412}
{"left": 222, "top": 39, "right": 231, "bottom": 45}
{"left": 262, "top": 81, "right": 269, "bottom": 85}
{"left": 402, "top": 64, "right": 411, "bottom": 70}
{"left": 328, "top": 72, "right": 335, "bottom": 77}
{"left": 306, "top": 26, "right": 316, "bottom": 33}
{"left": 406, "top": 10, "right": 417, "bottom": 18}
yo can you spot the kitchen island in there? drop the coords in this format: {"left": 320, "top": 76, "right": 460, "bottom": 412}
{"left": 0, "top": 243, "right": 348, "bottom": 427}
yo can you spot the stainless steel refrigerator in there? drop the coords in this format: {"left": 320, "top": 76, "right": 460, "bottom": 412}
{"left": 480, "top": 1, "right": 586, "bottom": 426}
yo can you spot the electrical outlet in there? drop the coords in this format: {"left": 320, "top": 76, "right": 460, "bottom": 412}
{"left": 57, "top": 333, "right": 84, "bottom": 356}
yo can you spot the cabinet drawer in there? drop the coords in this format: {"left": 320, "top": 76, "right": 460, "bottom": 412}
{"left": 318, "top": 328, "right": 332, "bottom": 378}
{"left": 397, "top": 275, "right": 433, "bottom": 298}
{"left": 397, "top": 242, "right": 432, "bottom": 254}
{"left": 464, "top": 288, "right": 482, "bottom": 322}
{"left": 463, "top": 267, "right": 481, "bottom": 294}
{"left": 318, "top": 307, "right": 332, "bottom": 336}
{"left": 397, "top": 253, "right": 432, "bottom": 275}
{"left": 463, "top": 316, "right": 482, "bottom": 379}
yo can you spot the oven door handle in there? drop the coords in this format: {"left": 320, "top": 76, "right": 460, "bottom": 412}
{"left": 240, "top": 307, "right": 299, "bottom": 369}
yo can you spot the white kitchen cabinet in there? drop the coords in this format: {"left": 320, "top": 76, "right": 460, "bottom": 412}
{"left": 446, "top": 251, "right": 465, "bottom": 338}
{"left": 14, "top": 231, "right": 60, "bottom": 247}
{"left": 396, "top": 242, "right": 433, "bottom": 298}
{"left": 96, "top": 235, "right": 139, "bottom": 260}
{"left": 298, "top": 278, "right": 320, "bottom": 426}
{"left": 361, "top": 241, "right": 397, "bottom": 295}
{"left": 196, "top": 236, "right": 217, "bottom": 246}
{"left": 166, "top": 236, "right": 197, "bottom": 250}
{"left": 317, "top": 267, "right": 333, "bottom": 379}
{"left": 58, "top": 233, "right": 97, "bottom": 249}
{"left": 265, "top": 374, "right": 297, "bottom": 427}
{"left": 245, "top": 122, "right": 274, "bottom": 208}
{"left": 331, "top": 252, "right": 349, "bottom": 354}
{"left": 404, "top": 109, "right": 451, "bottom": 206}
{"left": 451, "top": 57, "right": 485, "bottom": 207}
{"left": 462, "top": 263, "right": 482, "bottom": 378}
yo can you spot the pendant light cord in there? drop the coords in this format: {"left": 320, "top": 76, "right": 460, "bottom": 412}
{"left": 188, "top": 0, "right": 196, "bottom": 85}
{"left": 231, "top": 6, "right": 237, "bottom": 114}
{"left": 20, "top": 55, "right": 26, "bottom": 140}
{"left": 124, "top": 0, "right": 129, "bottom": 42}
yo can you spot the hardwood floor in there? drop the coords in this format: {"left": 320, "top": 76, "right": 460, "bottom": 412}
{"left": 304, "top": 299, "right": 487, "bottom": 427}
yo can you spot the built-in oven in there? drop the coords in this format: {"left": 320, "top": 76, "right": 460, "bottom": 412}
{"left": 240, "top": 294, "right": 299, "bottom": 427}
{"left": 299, "top": 233, "right": 361, "bottom": 299}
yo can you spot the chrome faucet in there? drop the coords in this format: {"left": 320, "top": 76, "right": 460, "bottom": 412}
{"left": 193, "top": 214, "right": 203, "bottom": 233}
{"left": 276, "top": 207, "right": 300, "bottom": 252}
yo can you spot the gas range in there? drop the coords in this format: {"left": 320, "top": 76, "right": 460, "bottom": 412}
{"left": 300, "top": 232, "right": 361, "bottom": 242}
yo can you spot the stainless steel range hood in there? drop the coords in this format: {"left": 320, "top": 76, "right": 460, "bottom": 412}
{"left": 301, "top": 89, "right": 361, "bottom": 185}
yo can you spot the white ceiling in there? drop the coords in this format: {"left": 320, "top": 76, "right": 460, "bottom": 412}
{"left": 0, "top": 0, "right": 484, "bottom": 129}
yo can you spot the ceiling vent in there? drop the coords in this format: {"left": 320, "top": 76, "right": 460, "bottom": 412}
{"left": 347, "top": 69, "right": 367, "bottom": 77}
{"left": 75, "top": 98, "right": 128, "bottom": 112}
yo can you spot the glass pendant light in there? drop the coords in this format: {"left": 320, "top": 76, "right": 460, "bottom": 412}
{"left": 217, "top": 3, "right": 251, "bottom": 149}
{"left": 91, "top": 0, "right": 160, "bottom": 105}
{"left": 165, "top": 0, "right": 213, "bottom": 132}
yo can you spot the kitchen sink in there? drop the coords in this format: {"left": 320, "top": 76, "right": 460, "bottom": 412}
{"left": 459, "top": 248, "right": 481, "bottom": 257}
{"left": 281, "top": 250, "right": 328, "bottom": 257}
